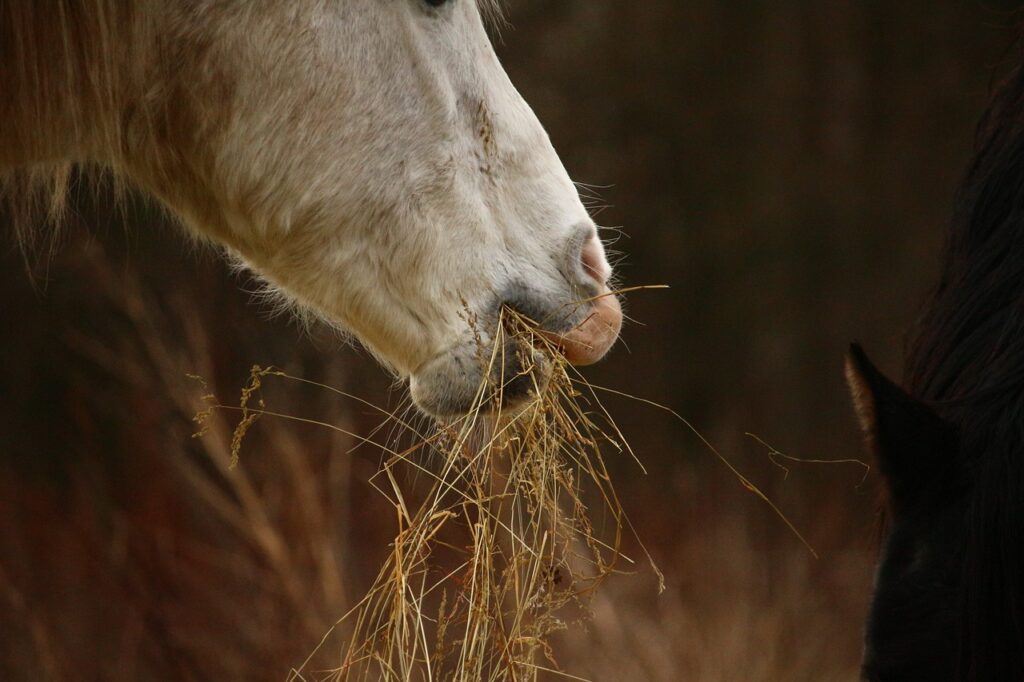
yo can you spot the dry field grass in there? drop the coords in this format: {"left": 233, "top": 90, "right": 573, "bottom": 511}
{"left": 0, "top": 241, "right": 874, "bottom": 681}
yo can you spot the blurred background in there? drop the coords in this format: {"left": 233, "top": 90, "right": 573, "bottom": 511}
{"left": 1, "top": 2, "right": 1020, "bottom": 680}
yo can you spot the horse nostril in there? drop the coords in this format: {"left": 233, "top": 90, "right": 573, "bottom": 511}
{"left": 580, "top": 233, "right": 611, "bottom": 286}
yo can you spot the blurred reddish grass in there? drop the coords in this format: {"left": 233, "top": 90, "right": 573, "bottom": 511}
{"left": 0, "top": 238, "right": 874, "bottom": 681}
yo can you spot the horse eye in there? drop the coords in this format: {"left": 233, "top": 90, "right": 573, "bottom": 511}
{"left": 424, "top": 0, "right": 453, "bottom": 7}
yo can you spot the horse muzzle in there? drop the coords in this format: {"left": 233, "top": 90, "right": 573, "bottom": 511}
{"left": 409, "top": 227, "right": 622, "bottom": 418}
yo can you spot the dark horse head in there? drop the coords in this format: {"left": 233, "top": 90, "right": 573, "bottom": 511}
{"left": 847, "top": 61, "right": 1024, "bottom": 681}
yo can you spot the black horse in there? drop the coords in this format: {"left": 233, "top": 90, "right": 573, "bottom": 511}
{"left": 846, "top": 62, "right": 1024, "bottom": 680}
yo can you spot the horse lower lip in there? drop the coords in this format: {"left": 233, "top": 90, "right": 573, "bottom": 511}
{"left": 540, "top": 292, "right": 622, "bottom": 365}
{"left": 409, "top": 336, "right": 553, "bottom": 417}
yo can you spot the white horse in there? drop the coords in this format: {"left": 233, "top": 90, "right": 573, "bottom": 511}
{"left": 0, "top": 0, "right": 622, "bottom": 416}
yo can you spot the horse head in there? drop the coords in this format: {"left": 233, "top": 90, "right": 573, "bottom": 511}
{"left": 1, "top": 0, "right": 622, "bottom": 417}
{"left": 845, "top": 345, "right": 967, "bottom": 681}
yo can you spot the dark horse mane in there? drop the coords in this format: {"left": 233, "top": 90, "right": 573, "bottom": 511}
{"left": 905, "top": 61, "right": 1024, "bottom": 680}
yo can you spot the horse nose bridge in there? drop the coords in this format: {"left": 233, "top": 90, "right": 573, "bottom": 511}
{"left": 453, "top": 78, "right": 560, "bottom": 176}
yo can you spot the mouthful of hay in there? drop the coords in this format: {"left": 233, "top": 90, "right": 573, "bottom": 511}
{"left": 199, "top": 307, "right": 657, "bottom": 682}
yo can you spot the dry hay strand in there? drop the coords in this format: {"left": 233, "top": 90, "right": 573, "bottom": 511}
{"left": 309, "top": 309, "right": 654, "bottom": 682}
{"left": 197, "top": 307, "right": 658, "bottom": 682}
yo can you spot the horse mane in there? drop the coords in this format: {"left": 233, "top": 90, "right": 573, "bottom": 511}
{"left": 0, "top": 1, "right": 147, "bottom": 247}
{"left": 905, "top": 61, "right": 1024, "bottom": 680}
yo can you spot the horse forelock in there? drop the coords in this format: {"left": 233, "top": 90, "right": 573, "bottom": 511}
{"left": 476, "top": 0, "right": 506, "bottom": 27}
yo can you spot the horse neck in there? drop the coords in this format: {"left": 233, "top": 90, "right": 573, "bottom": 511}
{"left": 904, "top": 63, "right": 1024, "bottom": 679}
{"left": 0, "top": 1, "right": 151, "bottom": 168}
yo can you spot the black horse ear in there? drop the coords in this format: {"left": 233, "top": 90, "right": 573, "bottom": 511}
{"left": 844, "top": 343, "right": 958, "bottom": 507}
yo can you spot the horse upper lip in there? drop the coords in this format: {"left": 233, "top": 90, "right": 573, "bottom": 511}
{"left": 533, "top": 290, "right": 622, "bottom": 366}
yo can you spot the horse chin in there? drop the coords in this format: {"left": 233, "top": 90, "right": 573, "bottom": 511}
{"left": 409, "top": 338, "right": 552, "bottom": 420}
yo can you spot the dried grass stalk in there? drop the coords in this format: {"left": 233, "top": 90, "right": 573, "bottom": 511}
{"left": 205, "top": 308, "right": 654, "bottom": 682}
